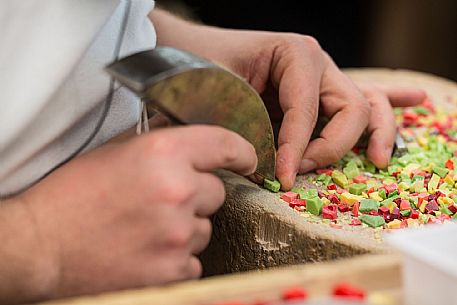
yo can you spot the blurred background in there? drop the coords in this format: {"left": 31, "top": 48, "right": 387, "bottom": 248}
{"left": 157, "top": 0, "right": 457, "bottom": 81}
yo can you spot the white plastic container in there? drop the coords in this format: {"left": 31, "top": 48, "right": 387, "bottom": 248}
{"left": 388, "top": 224, "right": 457, "bottom": 305}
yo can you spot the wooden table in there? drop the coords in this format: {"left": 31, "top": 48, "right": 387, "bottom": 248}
{"left": 40, "top": 254, "right": 402, "bottom": 305}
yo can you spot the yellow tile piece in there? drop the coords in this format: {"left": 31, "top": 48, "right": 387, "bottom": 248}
{"left": 445, "top": 175, "right": 454, "bottom": 185}
{"left": 410, "top": 179, "right": 424, "bottom": 193}
{"left": 419, "top": 213, "right": 429, "bottom": 224}
{"left": 428, "top": 173, "right": 441, "bottom": 193}
{"left": 407, "top": 218, "right": 420, "bottom": 228}
{"left": 419, "top": 200, "right": 428, "bottom": 213}
{"left": 399, "top": 191, "right": 410, "bottom": 198}
{"left": 340, "top": 192, "right": 361, "bottom": 206}
{"left": 403, "top": 163, "right": 420, "bottom": 175}
{"left": 398, "top": 182, "right": 410, "bottom": 192}
{"left": 321, "top": 197, "right": 331, "bottom": 205}
{"left": 367, "top": 292, "right": 396, "bottom": 305}
{"left": 369, "top": 191, "right": 383, "bottom": 202}
{"left": 385, "top": 201, "right": 397, "bottom": 213}
{"left": 418, "top": 136, "right": 428, "bottom": 147}
{"left": 422, "top": 166, "right": 432, "bottom": 173}
{"left": 387, "top": 219, "right": 402, "bottom": 229}
{"left": 331, "top": 170, "right": 348, "bottom": 188}
{"left": 438, "top": 197, "right": 454, "bottom": 206}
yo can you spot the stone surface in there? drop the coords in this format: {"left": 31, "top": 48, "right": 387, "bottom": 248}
{"left": 201, "top": 171, "right": 382, "bottom": 276}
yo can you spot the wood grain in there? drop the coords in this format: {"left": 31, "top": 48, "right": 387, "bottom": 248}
{"left": 38, "top": 254, "right": 401, "bottom": 305}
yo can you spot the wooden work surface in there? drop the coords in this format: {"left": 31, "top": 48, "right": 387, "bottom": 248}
{"left": 39, "top": 254, "right": 402, "bottom": 305}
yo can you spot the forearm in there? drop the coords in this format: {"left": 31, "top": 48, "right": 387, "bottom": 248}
{"left": 0, "top": 197, "right": 56, "bottom": 304}
{"left": 149, "top": 9, "right": 234, "bottom": 66}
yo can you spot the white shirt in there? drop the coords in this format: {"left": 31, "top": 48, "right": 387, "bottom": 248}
{"left": 0, "top": 0, "right": 156, "bottom": 197}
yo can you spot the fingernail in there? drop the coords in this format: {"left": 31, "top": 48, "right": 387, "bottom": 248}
{"left": 385, "top": 146, "right": 393, "bottom": 159}
{"left": 300, "top": 159, "right": 317, "bottom": 173}
{"left": 286, "top": 172, "right": 298, "bottom": 190}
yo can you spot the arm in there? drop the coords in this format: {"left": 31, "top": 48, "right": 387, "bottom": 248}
{"left": 151, "top": 9, "right": 225, "bottom": 64}
{"left": 0, "top": 199, "right": 56, "bottom": 304}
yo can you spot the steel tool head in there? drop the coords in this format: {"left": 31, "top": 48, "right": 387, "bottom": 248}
{"left": 393, "top": 132, "right": 408, "bottom": 157}
{"left": 106, "top": 47, "right": 276, "bottom": 182}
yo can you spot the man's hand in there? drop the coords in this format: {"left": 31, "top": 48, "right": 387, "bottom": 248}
{"left": 209, "top": 33, "right": 425, "bottom": 189}
{"left": 151, "top": 9, "right": 426, "bottom": 189}
{"left": 0, "top": 126, "right": 257, "bottom": 303}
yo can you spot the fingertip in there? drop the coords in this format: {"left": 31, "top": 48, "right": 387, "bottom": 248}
{"left": 416, "top": 89, "right": 428, "bottom": 102}
{"left": 367, "top": 145, "right": 391, "bottom": 169}
{"left": 188, "top": 256, "right": 203, "bottom": 279}
{"left": 249, "top": 145, "right": 259, "bottom": 176}
{"left": 387, "top": 88, "right": 428, "bottom": 107}
{"left": 238, "top": 141, "right": 258, "bottom": 176}
{"left": 275, "top": 152, "right": 297, "bottom": 191}
{"left": 369, "top": 155, "right": 389, "bottom": 170}
{"left": 409, "top": 89, "right": 428, "bottom": 105}
{"left": 278, "top": 172, "right": 296, "bottom": 191}
{"left": 276, "top": 168, "right": 294, "bottom": 191}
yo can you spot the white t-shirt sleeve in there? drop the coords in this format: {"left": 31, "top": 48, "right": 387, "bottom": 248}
{"left": 0, "top": 0, "right": 156, "bottom": 197}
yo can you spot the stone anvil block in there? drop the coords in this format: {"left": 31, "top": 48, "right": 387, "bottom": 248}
{"left": 200, "top": 69, "right": 457, "bottom": 276}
